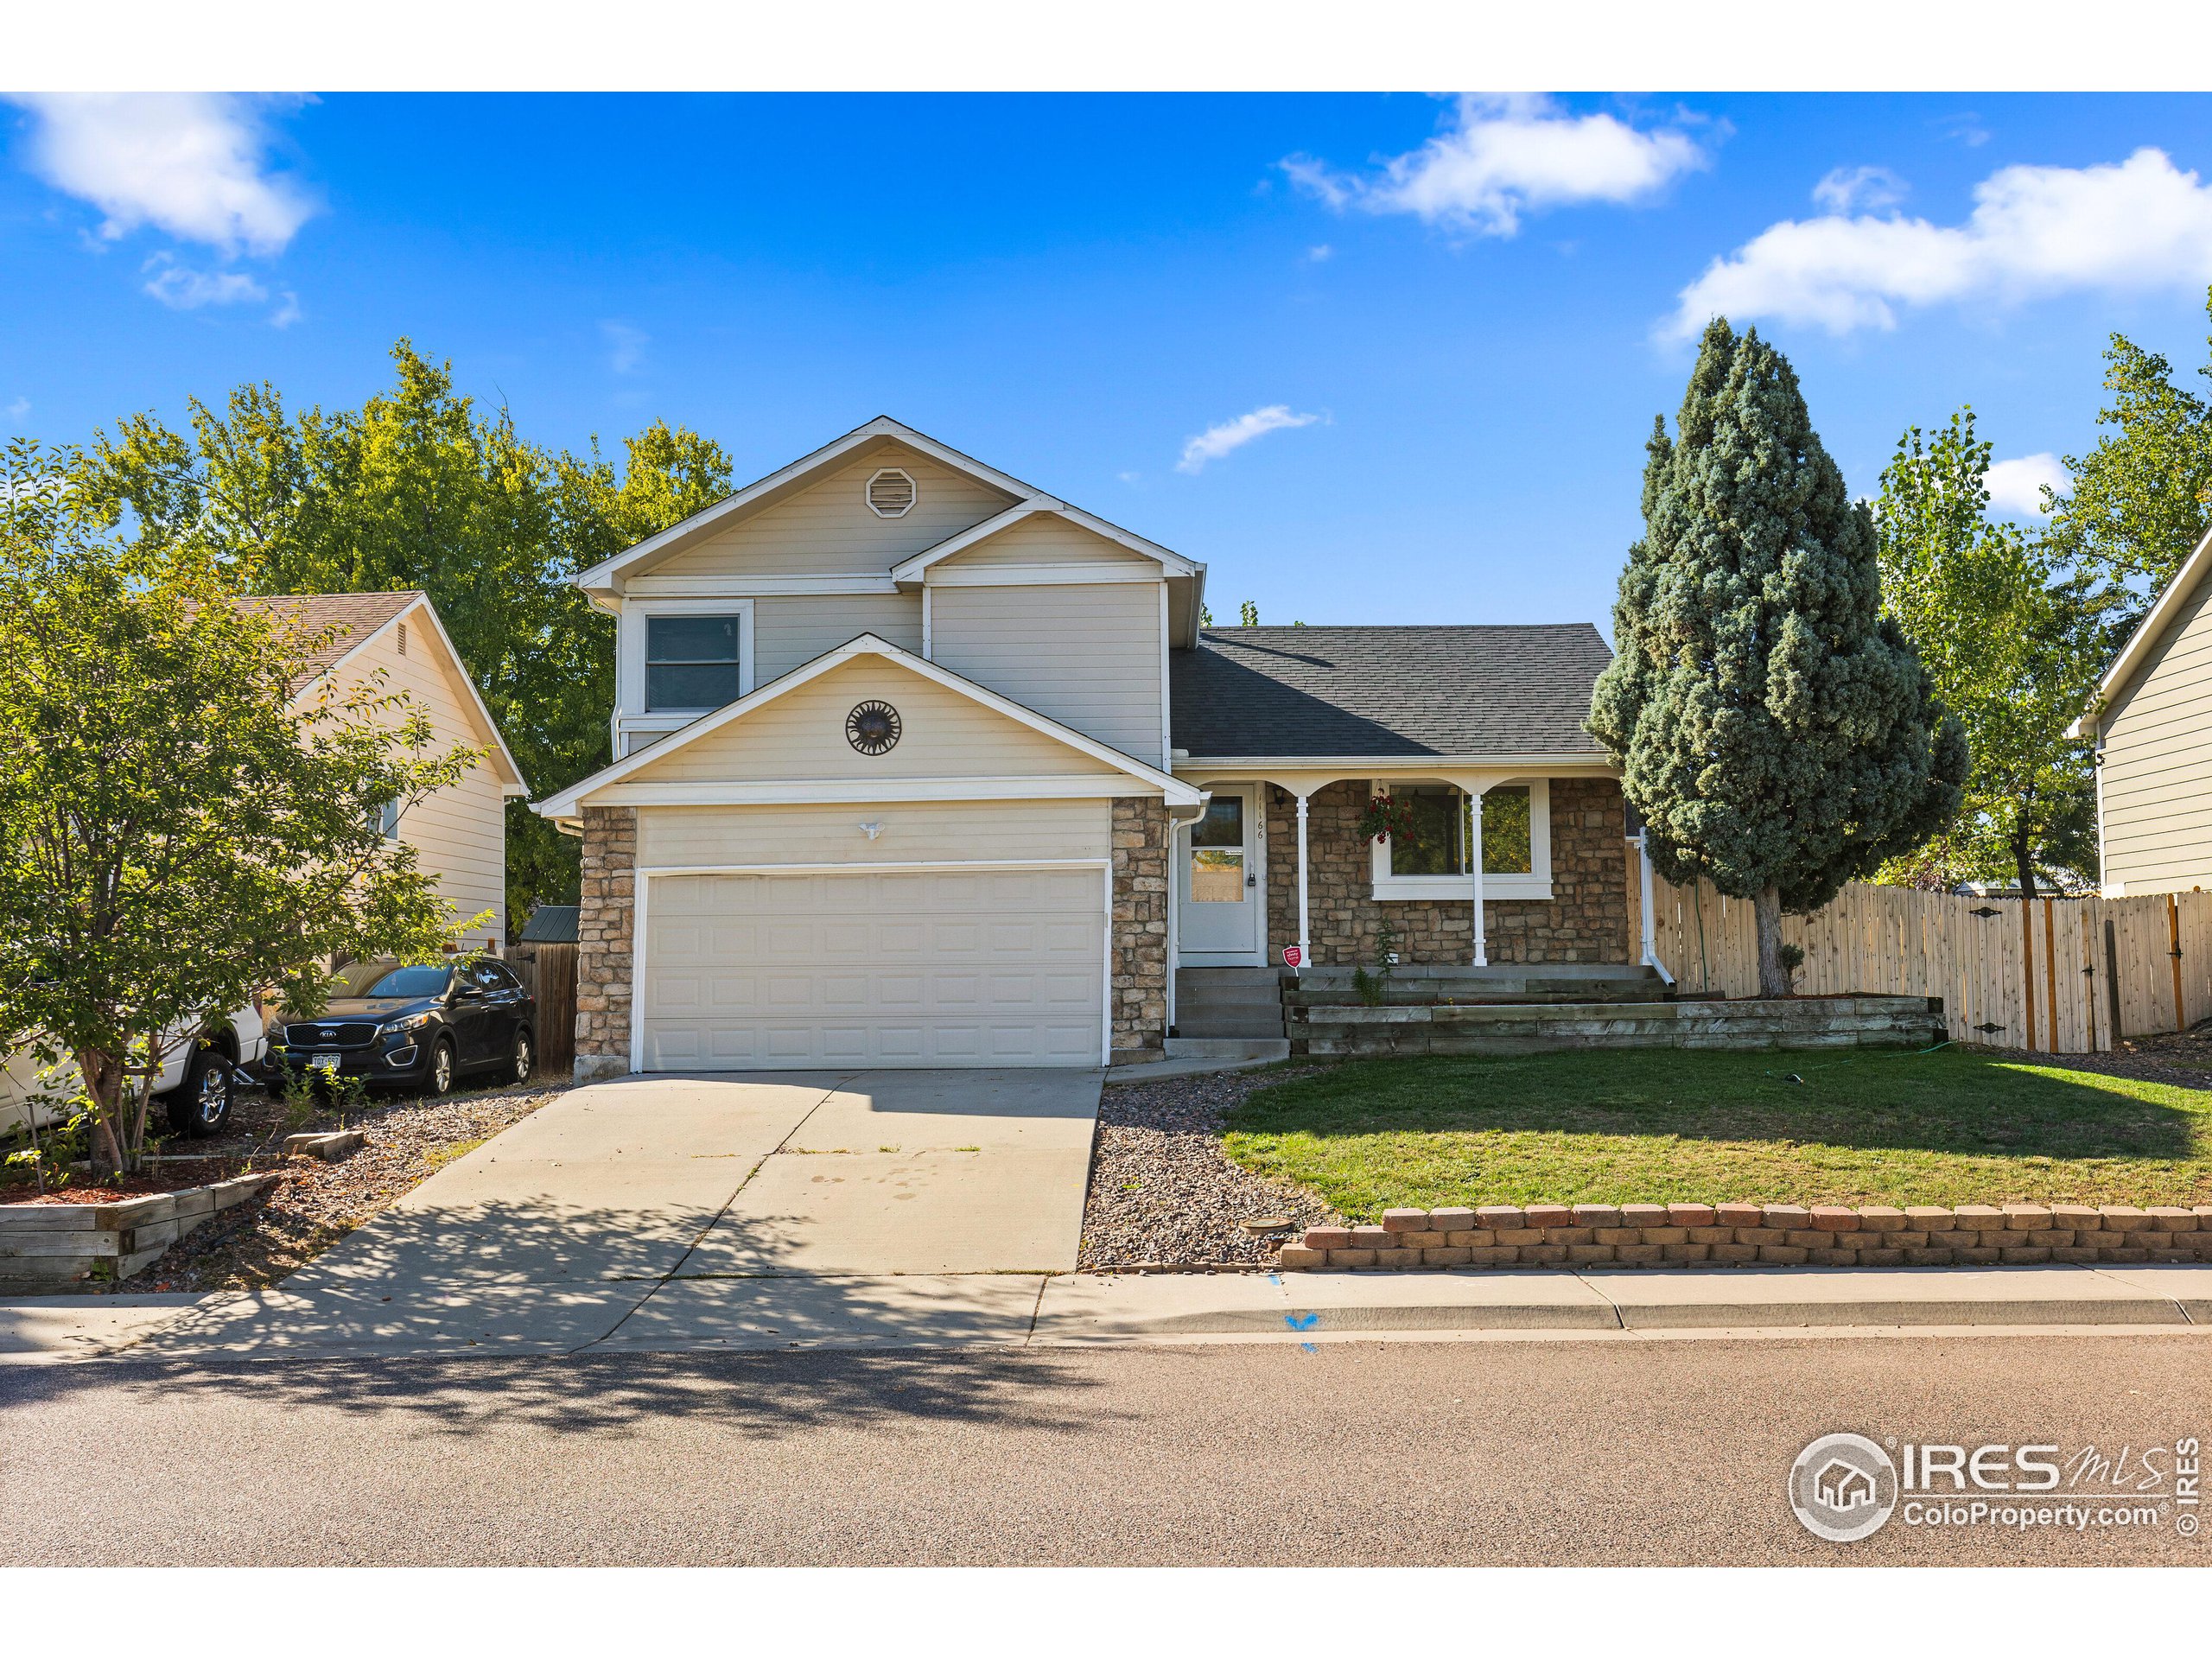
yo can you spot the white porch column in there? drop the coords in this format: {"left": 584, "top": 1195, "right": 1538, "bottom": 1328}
{"left": 1294, "top": 791, "right": 1311, "bottom": 974}
{"left": 1467, "top": 787, "right": 1488, "bottom": 966}
{"left": 1636, "top": 831, "right": 1657, "bottom": 969}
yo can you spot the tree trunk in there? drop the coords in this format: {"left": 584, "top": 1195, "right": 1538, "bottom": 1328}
{"left": 1754, "top": 886, "right": 1789, "bottom": 998}
{"left": 2013, "top": 826, "right": 2039, "bottom": 905}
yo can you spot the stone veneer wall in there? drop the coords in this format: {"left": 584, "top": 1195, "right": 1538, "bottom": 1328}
{"left": 1262, "top": 778, "right": 1630, "bottom": 966}
{"left": 574, "top": 805, "right": 637, "bottom": 1081}
{"left": 1112, "top": 796, "right": 1171, "bottom": 1063}
{"left": 1279, "top": 1202, "right": 2212, "bottom": 1271}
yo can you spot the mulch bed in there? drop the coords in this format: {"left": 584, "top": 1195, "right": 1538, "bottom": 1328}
{"left": 1988, "top": 1027, "right": 2212, "bottom": 1090}
{"left": 3, "top": 1073, "right": 566, "bottom": 1294}
{"left": 1079, "top": 1066, "right": 1342, "bottom": 1270}
{"left": 3, "top": 1160, "right": 245, "bottom": 1205}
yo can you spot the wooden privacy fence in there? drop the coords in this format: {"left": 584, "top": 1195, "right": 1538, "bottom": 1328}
{"left": 1643, "top": 875, "right": 2212, "bottom": 1053}
{"left": 507, "top": 941, "right": 578, "bottom": 1077}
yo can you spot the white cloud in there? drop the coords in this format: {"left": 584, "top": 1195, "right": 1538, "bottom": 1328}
{"left": 1813, "top": 165, "right": 1905, "bottom": 213}
{"left": 270, "top": 290, "right": 303, "bottom": 329}
{"left": 1176, "top": 405, "right": 1320, "bottom": 474}
{"left": 1669, "top": 147, "right": 2212, "bottom": 338}
{"left": 141, "top": 254, "right": 267, "bottom": 309}
{"left": 7, "top": 93, "right": 316, "bottom": 256}
{"left": 601, "top": 321, "right": 648, "bottom": 374}
{"left": 1287, "top": 94, "right": 1706, "bottom": 238}
{"left": 1984, "top": 453, "right": 2069, "bottom": 517}
{"left": 1306, "top": 243, "right": 1334, "bottom": 262}
{"left": 3, "top": 397, "right": 27, "bottom": 423}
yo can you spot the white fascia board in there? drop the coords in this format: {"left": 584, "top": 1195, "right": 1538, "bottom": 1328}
{"left": 2074, "top": 522, "right": 2212, "bottom": 736}
{"left": 1177, "top": 753, "right": 1618, "bottom": 773}
{"left": 925, "top": 563, "right": 1163, "bottom": 587}
{"left": 574, "top": 416, "right": 1039, "bottom": 591}
{"left": 534, "top": 630, "right": 1203, "bottom": 817}
{"left": 890, "top": 500, "right": 1202, "bottom": 582}
{"left": 290, "top": 594, "right": 531, "bottom": 795}
{"left": 624, "top": 573, "right": 900, "bottom": 597}
{"left": 569, "top": 775, "right": 1166, "bottom": 807}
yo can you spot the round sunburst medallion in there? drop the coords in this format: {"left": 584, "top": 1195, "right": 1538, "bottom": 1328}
{"left": 845, "top": 700, "right": 902, "bottom": 755}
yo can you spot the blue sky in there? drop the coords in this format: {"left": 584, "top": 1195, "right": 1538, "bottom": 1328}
{"left": 5, "top": 92, "right": 2212, "bottom": 637}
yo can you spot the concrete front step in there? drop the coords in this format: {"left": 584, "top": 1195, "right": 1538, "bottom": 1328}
{"left": 1287, "top": 963, "right": 1669, "bottom": 1007}
{"left": 1174, "top": 967, "right": 1288, "bottom": 1040}
{"left": 1164, "top": 1037, "right": 1291, "bottom": 1062}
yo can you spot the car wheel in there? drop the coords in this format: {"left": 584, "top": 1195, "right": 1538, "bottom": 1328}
{"left": 509, "top": 1027, "right": 534, "bottom": 1084}
{"left": 164, "top": 1048, "right": 233, "bottom": 1138}
{"left": 427, "top": 1037, "right": 455, "bottom": 1096}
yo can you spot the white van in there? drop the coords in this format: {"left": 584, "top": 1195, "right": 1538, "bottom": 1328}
{"left": 0, "top": 1006, "right": 270, "bottom": 1142}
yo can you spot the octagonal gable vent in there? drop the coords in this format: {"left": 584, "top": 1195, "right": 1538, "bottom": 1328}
{"left": 866, "top": 467, "right": 917, "bottom": 518}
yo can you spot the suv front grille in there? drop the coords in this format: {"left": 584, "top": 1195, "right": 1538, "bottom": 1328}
{"left": 283, "top": 1021, "right": 379, "bottom": 1049}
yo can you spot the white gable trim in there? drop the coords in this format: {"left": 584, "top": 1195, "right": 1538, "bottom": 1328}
{"left": 293, "top": 595, "right": 531, "bottom": 796}
{"left": 574, "top": 417, "right": 1039, "bottom": 590}
{"left": 889, "top": 500, "right": 1200, "bottom": 583}
{"left": 534, "top": 631, "right": 1202, "bottom": 817}
{"left": 2068, "top": 522, "right": 2212, "bottom": 738}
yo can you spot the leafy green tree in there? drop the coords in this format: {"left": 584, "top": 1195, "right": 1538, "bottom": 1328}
{"left": 1588, "top": 320, "right": 1967, "bottom": 995}
{"left": 72, "top": 342, "right": 734, "bottom": 928}
{"left": 1873, "top": 410, "right": 2101, "bottom": 899}
{"left": 0, "top": 442, "right": 477, "bottom": 1175}
{"left": 2044, "top": 286, "right": 2212, "bottom": 606}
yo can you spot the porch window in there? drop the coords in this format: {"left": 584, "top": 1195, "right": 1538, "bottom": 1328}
{"left": 1370, "top": 779, "right": 1552, "bottom": 900}
{"left": 645, "top": 615, "right": 743, "bottom": 710}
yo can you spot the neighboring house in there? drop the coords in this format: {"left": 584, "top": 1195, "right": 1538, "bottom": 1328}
{"left": 536, "top": 417, "right": 1632, "bottom": 1077}
{"left": 1, "top": 591, "right": 526, "bottom": 1138}
{"left": 245, "top": 591, "right": 530, "bottom": 950}
{"left": 2068, "top": 525, "right": 2212, "bottom": 896}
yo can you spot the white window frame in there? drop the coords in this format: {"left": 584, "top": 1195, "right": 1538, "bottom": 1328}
{"left": 616, "top": 597, "right": 755, "bottom": 754}
{"left": 1369, "top": 777, "right": 1553, "bottom": 901}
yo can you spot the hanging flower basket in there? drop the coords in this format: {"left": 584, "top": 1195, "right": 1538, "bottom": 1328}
{"left": 1355, "top": 793, "right": 1418, "bottom": 844}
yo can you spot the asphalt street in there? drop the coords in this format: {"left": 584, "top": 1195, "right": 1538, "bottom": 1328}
{"left": 5, "top": 1330, "right": 2208, "bottom": 1565}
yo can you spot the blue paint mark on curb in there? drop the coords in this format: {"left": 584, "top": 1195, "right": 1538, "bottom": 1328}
{"left": 1285, "top": 1312, "right": 1319, "bottom": 1332}
{"left": 1300, "top": 1342, "right": 1319, "bottom": 1353}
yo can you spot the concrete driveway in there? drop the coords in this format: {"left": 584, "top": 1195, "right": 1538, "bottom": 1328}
{"left": 137, "top": 1070, "right": 1101, "bottom": 1359}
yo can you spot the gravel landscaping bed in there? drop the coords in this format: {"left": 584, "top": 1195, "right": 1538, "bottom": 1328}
{"left": 1079, "top": 1067, "right": 1342, "bottom": 1269}
{"left": 15, "top": 1075, "right": 565, "bottom": 1294}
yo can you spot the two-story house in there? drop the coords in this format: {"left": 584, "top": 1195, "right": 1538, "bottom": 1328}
{"left": 537, "top": 418, "right": 1637, "bottom": 1078}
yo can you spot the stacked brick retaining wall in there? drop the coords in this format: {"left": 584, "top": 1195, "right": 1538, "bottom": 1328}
{"left": 1278, "top": 1202, "right": 2212, "bottom": 1270}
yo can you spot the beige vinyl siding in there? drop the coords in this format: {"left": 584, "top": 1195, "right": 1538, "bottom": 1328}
{"left": 653, "top": 448, "right": 1016, "bottom": 579}
{"left": 929, "top": 582, "right": 1163, "bottom": 761}
{"left": 934, "top": 514, "right": 1159, "bottom": 570}
{"left": 638, "top": 798, "right": 1111, "bottom": 867}
{"left": 753, "top": 592, "right": 924, "bottom": 683}
{"left": 337, "top": 607, "right": 511, "bottom": 947}
{"left": 620, "top": 658, "right": 1131, "bottom": 786}
{"left": 2101, "top": 574, "right": 2212, "bottom": 893}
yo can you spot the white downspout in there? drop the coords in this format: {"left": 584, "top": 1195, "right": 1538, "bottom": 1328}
{"left": 1634, "top": 830, "right": 1673, "bottom": 984}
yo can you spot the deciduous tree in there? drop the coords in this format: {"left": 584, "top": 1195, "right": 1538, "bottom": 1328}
{"left": 0, "top": 442, "right": 479, "bottom": 1174}
{"left": 1873, "top": 409, "right": 2100, "bottom": 899}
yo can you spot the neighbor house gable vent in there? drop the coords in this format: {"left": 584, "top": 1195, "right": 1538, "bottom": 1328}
{"left": 866, "top": 467, "right": 917, "bottom": 518}
{"left": 396, "top": 621, "right": 407, "bottom": 655}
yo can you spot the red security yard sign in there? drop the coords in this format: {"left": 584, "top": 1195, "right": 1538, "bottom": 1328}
{"left": 1281, "top": 945, "right": 1303, "bottom": 969}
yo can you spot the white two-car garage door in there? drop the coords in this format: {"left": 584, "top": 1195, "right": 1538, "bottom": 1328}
{"left": 641, "top": 867, "right": 1107, "bottom": 1070}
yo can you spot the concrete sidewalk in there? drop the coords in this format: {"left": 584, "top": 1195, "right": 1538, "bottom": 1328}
{"left": 12, "top": 1262, "right": 2212, "bottom": 1362}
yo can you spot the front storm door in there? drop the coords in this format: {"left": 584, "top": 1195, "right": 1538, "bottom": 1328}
{"left": 1179, "top": 785, "right": 1262, "bottom": 963}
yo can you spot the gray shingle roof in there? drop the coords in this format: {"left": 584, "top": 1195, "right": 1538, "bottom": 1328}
{"left": 1169, "top": 625, "right": 1611, "bottom": 759}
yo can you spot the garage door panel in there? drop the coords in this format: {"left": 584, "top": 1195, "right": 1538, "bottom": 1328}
{"left": 643, "top": 867, "right": 1105, "bottom": 1070}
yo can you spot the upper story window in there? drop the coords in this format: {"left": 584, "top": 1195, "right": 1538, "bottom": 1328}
{"left": 645, "top": 614, "right": 743, "bottom": 710}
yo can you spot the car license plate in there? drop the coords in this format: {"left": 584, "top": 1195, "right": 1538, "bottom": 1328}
{"left": 308, "top": 1053, "right": 340, "bottom": 1072}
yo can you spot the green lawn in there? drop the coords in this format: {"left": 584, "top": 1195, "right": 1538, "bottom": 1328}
{"left": 1221, "top": 1046, "right": 2212, "bottom": 1216}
